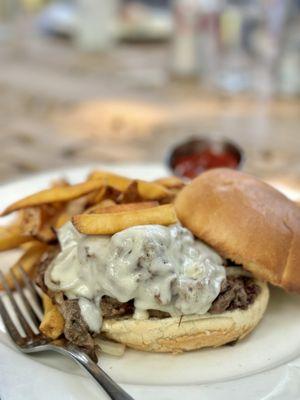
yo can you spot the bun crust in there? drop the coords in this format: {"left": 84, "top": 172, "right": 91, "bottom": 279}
{"left": 175, "top": 168, "right": 300, "bottom": 292}
{"left": 101, "top": 281, "right": 269, "bottom": 352}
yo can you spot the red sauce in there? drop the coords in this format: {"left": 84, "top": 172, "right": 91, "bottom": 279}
{"left": 173, "top": 148, "right": 239, "bottom": 179}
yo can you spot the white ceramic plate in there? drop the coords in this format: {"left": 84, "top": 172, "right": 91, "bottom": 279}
{"left": 1, "top": 164, "right": 300, "bottom": 400}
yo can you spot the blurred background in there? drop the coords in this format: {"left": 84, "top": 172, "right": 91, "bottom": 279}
{"left": 0, "top": 0, "right": 299, "bottom": 187}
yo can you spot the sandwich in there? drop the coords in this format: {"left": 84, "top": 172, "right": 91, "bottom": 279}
{"left": 35, "top": 168, "right": 300, "bottom": 357}
{"left": 2, "top": 169, "right": 299, "bottom": 358}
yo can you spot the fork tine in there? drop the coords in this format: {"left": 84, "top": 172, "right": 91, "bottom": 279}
{"left": 0, "top": 271, "right": 35, "bottom": 337}
{"left": 10, "top": 270, "right": 41, "bottom": 328}
{"left": 0, "top": 295, "right": 23, "bottom": 344}
{"left": 17, "top": 265, "right": 43, "bottom": 315}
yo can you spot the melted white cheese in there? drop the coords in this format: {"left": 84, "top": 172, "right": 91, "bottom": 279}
{"left": 47, "top": 222, "right": 225, "bottom": 332}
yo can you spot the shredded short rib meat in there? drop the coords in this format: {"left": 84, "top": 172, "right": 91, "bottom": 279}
{"left": 54, "top": 293, "right": 96, "bottom": 360}
{"left": 101, "top": 296, "right": 134, "bottom": 318}
{"left": 148, "top": 309, "right": 170, "bottom": 319}
{"left": 35, "top": 247, "right": 59, "bottom": 296}
{"left": 36, "top": 255, "right": 133, "bottom": 358}
{"left": 209, "top": 276, "right": 260, "bottom": 314}
{"left": 36, "top": 251, "right": 260, "bottom": 357}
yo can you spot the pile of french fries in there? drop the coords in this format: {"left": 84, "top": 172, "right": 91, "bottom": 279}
{"left": 0, "top": 171, "right": 184, "bottom": 340}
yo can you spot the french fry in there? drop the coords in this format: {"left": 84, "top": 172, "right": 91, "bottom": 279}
{"left": 20, "top": 207, "right": 44, "bottom": 236}
{"left": 93, "top": 201, "right": 158, "bottom": 214}
{"left": 88, "top": 171, "right": 131, "bottom": 191}
{"left": 39, "top": 293, "right": 64, "bottom": 340}
{"left": 54, "top": 190, "right": 117, "bottom": 227}
{"left": 21, "top": 239, "right": 43, "bottom": 250}
{"left": 0, "top": 242, "right": 47, "bottom": 289}
{"left": 130, "top": 180, "right": 171, "bottom": 200}
{"left": 34, "top": 226, "right": 56, "bottom": 243}
{"left": 88, "top": 186, "right": 122, "bottom": 205}
{"left": 155, "top": 176, "right": 185, "bottom": 189}
{"left": 65, "top": 195, "right": 90, "bottom": 217}
{"left": 72, "top": 204, "right": 177, "bottom": 235}
{"left": 2, "top": 179, "right": 105, "bottom": 216}
{"left": 85, "top": 186, "right": 107, "bottom": 206}
{"left": 20, "top": 206, "right": 60, "bottom": 243}
{"left": 103, "top": 186, "right": 122, "bottom": 202}
{"left": 118, "top": 181, "right": 142, "bottom": 203}
{"left": 0, "top": 232, "right": 33, "bottom": 251}
{"left": 85, "top": 199, "right": 116, "bottom": 214}
{"left": 54, "top": 188, "right": 111, "bottom": 227}
{"left": 0, "top": 224, "right": 22, "bottom": 236}
{"left": 89, "top": 171, "right": 171, "bottom": 200}
{"left": 50, "top": 178, "right": 70, "bottom": 188}
{"left": 95, "top": 199, "right": 116, "bottom": 208}
{"left": 54, "top": 212, "right": 70, "bottom": 229}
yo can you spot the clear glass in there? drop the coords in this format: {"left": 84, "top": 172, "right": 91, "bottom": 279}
{"left": 215, "top": 0, "right": 290, "bottom": 95}
{"left": 75, "top": 0, "right": 119, "bottom": 51}
{"left": 170, "top": 0, "right": 294, "bottom": 94}
{"left": 0, "top": 0, "right": 22, "bottom": 44}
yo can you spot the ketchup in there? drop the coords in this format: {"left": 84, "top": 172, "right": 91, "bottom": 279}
{"left": 173, "top": 148, "right": 239, "bottom": 179}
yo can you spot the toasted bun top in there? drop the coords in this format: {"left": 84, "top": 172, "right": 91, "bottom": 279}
{"left": 175, "top": 168, "right": 300, "bottom": 292}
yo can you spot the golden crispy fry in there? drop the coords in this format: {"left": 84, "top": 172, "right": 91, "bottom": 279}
{"left": 85, "top": 199, "right": 116, "bottom": 214}
{"left": 93, "top": 201, "right": 158, "bottom": 214}
{"left": 54, "top": 188, "right": 110, "bottom": 228}
{"left": 0, "top": 232, "right": 33, "bottom": 252}
{"left": 39, "top": 293, "right": 64, "bottom": 340}
{"left": 85, "top": 186, "right": 107, "bottom": 206}
{"left": 21, "top": 240, "right": 43, "bottom": 250}
{"left": 0, "top": 224, "right": 21, "bottom": 236}
{"left": 2, "top": 179, "right": 105, "bottom": 216}
{"left": 34, "top": 226, "right": 56, "bottom": 243}
{"left": 89, "top": 171, "right": 171, "bottom": 200}
{"left": 54, "top": 189, "right": 116, "bottom": 228}
{"left": 50, "top": 178, "right": 69, "bottom": 188}
{"left": 132, "top": 180, "right": 171, "bottom": 200}
{"left": 89, "top": 186, "right": 122, "bottom": 205}
{"left": 20, "top": 207, "right": 44, "bottom": 236}
{"left": 95, "top": 199, "right": 116, "bottom": 208}
{"left": 72, "top": 204, "right": 177, "bottom": 235}
{"left": 89, "top": 171, "right": 130, "bottom": 191}
{"left": 0, "top": 242, "right": 47, "bottom": 289}
{"left": 20, "top": 206, "right": 60, "bottom": 243}
{"left": 118, "top": 181, "right": 142, "bottom": 203}
{"left": 154, "top": 176, "right": 185, "bottom": 189}
{"left": 54, "top": 212, "right": 70, "bottom": 229}
{"left": 65, "top": 196, "right": 90, "bottom": 217}
{"left": 104, "top": 186, "right": 122, "bottom": 202}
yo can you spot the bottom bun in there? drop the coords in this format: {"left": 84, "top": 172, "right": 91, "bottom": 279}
{"left": 101, "top": 281, "right": 269, "bottom": 353}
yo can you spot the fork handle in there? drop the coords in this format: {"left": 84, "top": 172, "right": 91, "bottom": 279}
{"left": 63, "top": 346, "right": 134, "bottom": 400}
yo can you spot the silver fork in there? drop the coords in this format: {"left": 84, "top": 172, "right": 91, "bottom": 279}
{"left": 0, "top": 266, "right": 134, "bottom": 400}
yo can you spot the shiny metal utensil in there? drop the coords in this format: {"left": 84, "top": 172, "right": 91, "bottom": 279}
{"left": 0, "top": 266, "right": 134, "bottom": 400}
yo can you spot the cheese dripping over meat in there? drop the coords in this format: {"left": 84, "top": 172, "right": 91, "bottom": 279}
{"left": 46, "top": 222, "right": 225, "bottom": 332}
